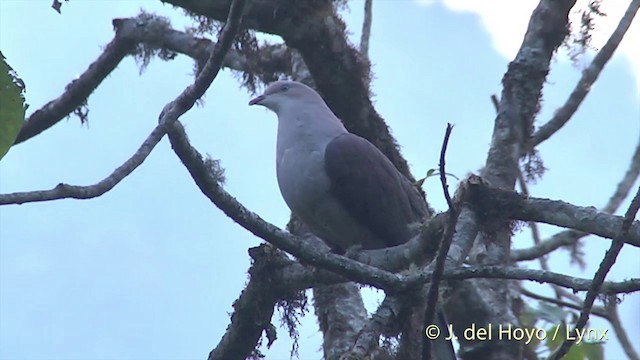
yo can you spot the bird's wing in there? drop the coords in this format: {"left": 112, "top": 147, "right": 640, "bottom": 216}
{"left": 324, "top": 133, "right": 428, "bottom": 247}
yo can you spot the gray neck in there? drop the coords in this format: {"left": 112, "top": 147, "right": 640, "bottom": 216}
{"left": 275, "top": 103, "right": 347, "bottom": 159}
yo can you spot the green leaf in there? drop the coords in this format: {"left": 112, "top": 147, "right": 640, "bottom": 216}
{"left": 0, "top": 51, "right": 27, "bottom": 160}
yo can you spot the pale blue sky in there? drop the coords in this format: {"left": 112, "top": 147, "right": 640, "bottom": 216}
{"left": 0, "top": 1, "right": 638, "bottom": 359}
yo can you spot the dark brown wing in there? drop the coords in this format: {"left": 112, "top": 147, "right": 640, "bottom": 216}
{"left": 324, "top": 133, "right": 428, "bottom": 248}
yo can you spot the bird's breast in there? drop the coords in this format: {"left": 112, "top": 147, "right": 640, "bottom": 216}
{"left": 276, "top": 146, "right": 330, "bottom": 211}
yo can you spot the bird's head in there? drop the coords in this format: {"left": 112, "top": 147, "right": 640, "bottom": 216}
{"left": 248, "top": 80, "right": 321, "bottom": 113}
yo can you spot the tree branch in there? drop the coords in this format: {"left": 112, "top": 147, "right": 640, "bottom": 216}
{"left": 359, "top": 0, "right": 372, "bottom": 60}
{"left": 167, "top": 120, "right": 411, "bottom": 292}
{"left": 471, "top": 2, "right": 577, "bottom": 357}
{"left": 13, "top": 12, "right": 292, "bottom": 146}
{"left": 423, "top": 123, "right": 457, "bottom": 359}
{"left": 162, "top": 0, "right": 415, "bottom": 181}
{"left": 517, "top": 167, "right": 570, "bottom": 302}
{"left": 550, "top": 185, "right": 640, "bottom": 359}
{"left": 14, "top": 31, "right": 135, "bottom": 144}
{"left": 423, "top": 267, "right": 639, "bottom": 295}
{"left": 520, "top": 288, "right": 607, "bottom": 318}
{"left": 360, "top": 207, "right": 480, "bottom": 356}
{"left": 208, "top": 245, "right": 284, "bottom": 360}
{"left": 605, "top": 295, "right": 640, "bottom": 360}
{"left": 512, "top": 131, "right": 640, "bottom": 261}
{"left": 531, "top": 0, "right": 640, "bottom": 148}
{"left": 467, "top": 181, "right": 640, "bottom": 248}
{"left": 0, "top": 0, "right": 247, "bottom": 206}
{"left": 603, "top": 132, "right": 640, "bottom": 214}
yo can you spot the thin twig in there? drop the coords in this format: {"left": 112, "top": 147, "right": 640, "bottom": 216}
{"left": 531, "top": 0, "right": 640, "bottom": 148}
{"left": 605, "top": 295, "right": 640, "bottom": 360}
{"left": 550, "top": 185, "right": 640, "bottom": 359}
{"left": 0, "top": 0, "right": 247, "bottom": 206}
{"left": 520, "top": 288, "right": 608, "bottom": 319}
{"left": 423, "top": 124, "right": 457, "bottom": 359}
{"left": 603, "top": 132, "right": 640, "bottom": 214}
{"left": 439, "top": 124, "right": 455, "bottom": 209}
{"left": 359, "top": 0, "right": 373, "bottom": 59}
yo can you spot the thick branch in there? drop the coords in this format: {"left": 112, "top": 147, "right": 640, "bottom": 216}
{"left": 436, "top": 267, "right": 638, "bottom": 295}
{"left": 162, "top": 0, "right": 413, "bottom": 180}
{"left": 467, "top": 181, "right": 640, "bottom": 248}
{"left": 485, "top": 0, "right": 575, "bottom": 190}
{"left": 208, "top": 246, "right": 283, "bottom": 360}
{"left": 471, "top": 2, "right": 576, "bottom": 357}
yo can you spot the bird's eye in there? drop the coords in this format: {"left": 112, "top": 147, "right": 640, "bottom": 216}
{"left": 280, "top": 84, "right": 291, "bottom": 92}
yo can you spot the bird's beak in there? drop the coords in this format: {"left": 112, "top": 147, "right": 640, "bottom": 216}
{"left": 248, "top": 94, "right": 266, "bottom": 106}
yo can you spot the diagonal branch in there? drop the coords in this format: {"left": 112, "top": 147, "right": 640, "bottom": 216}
{"left": 13, "top": 13, "right": 292, "bottom": 146}
{"left": 603, "top": 132, "right": 640, "bottom": 214}
{"left": 207, "top": 245, "right": 286, "bottom": 360}
{"left": 550, "top": 185, "right": 640, "bottom": 359}
{"left": 0, "top": 2, "right": 247, "bottom": 205}
{"left": 531, "top": 0, "right": 640, "bottom": 148}
{"left": 14, "top": 33, "right": 135, "bottom": 144}
{"left": 167, "top": 120, "right": 408, "bottom": 292}
{"left": 605, "top": 295, "right": 640, "bottom": 360}
{"left": 167, "top": 117, "right": 640, "bottom": 293}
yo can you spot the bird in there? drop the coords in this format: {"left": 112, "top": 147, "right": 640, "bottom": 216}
{"left": 249, "top": 80, "right": 429, "bottom": 252}
{"left": 249, "top": 80, "right": 456, "bottom": 360}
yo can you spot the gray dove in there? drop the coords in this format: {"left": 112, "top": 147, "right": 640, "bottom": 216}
{"left": 249, "top": 80, "right": 456, "bottom": 360}
{"left": 249, "top": 80, "right": 429, "bottom": 251}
